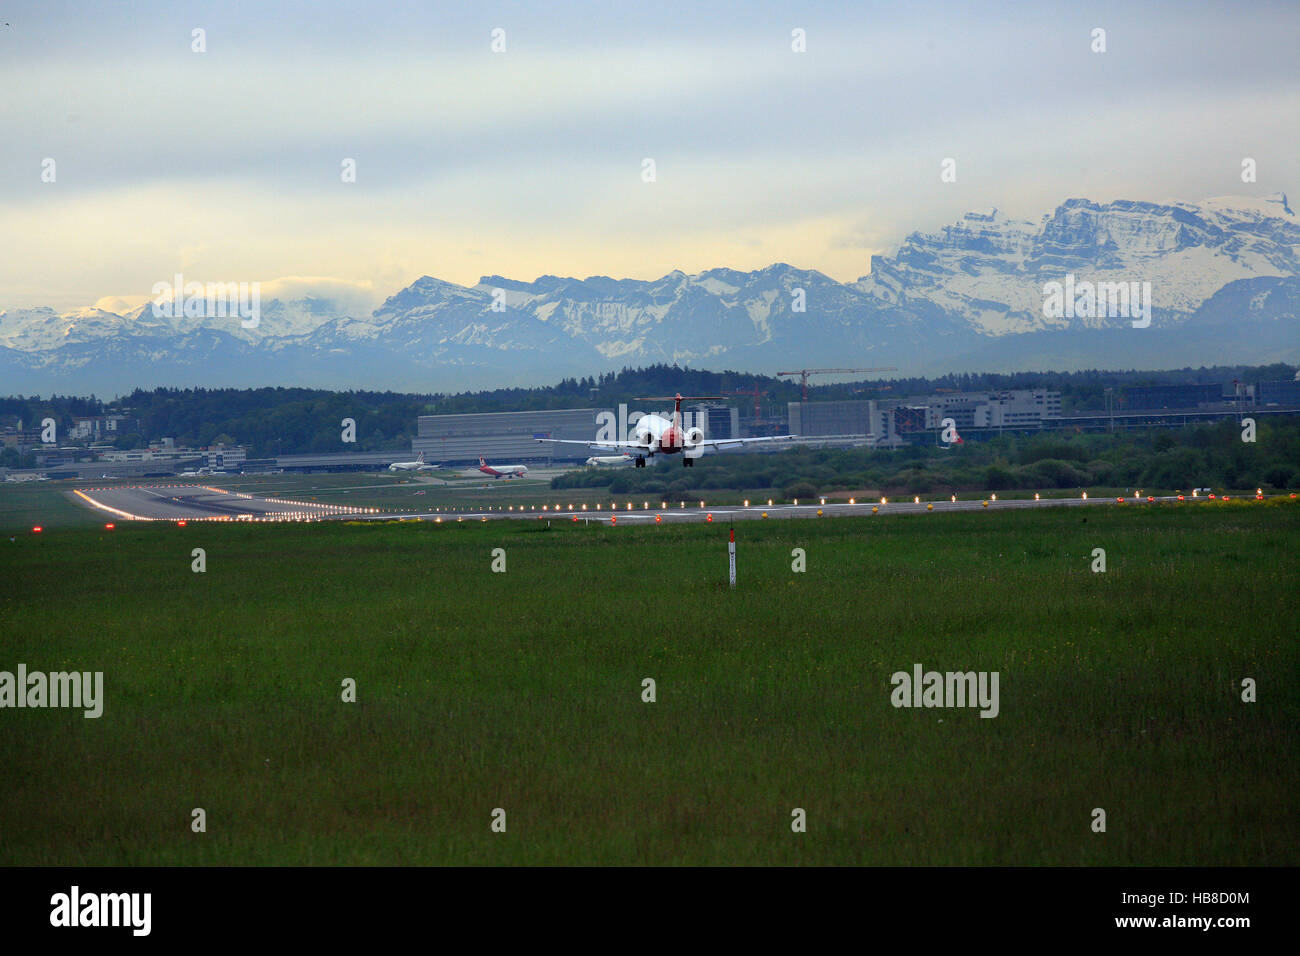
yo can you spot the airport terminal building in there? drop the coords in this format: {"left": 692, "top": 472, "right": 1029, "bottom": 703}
{"left": 788, "top": 390, "right": 1063, "bottom": 442}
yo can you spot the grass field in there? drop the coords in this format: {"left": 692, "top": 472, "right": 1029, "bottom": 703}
{"left": 1, "top": 498, "right": 1296, "bottom": 865}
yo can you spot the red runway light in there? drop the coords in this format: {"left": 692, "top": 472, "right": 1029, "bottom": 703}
{"left": 655, "top": 514, "right": 661, "bottom": 523}
{"left": 706, "top": 513, "right": 713, "bottom": 522}
{"left": 104, "top": 523, "right": 115, "bottom": 530}
{"left": 32, "top": 526, "right": 42, "bottom": 533}
{"left": 1177, "top": 495, "right": 1185, "bottom": 501}
{"left": 610, "top": 516, "right": 617, "bottom": 525}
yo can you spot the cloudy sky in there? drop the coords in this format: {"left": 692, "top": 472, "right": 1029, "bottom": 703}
{"left": 2, "top": 0, "right": 1297, "bottom": 312}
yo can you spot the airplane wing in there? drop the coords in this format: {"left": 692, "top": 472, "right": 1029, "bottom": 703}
{"left": 698, "top": 435, "right": 799, "bottom": 451}
{"left": 536, "top": 436, "right": 798, "bottom": 453}
{"left": 535, "top": 438, "right": 649, "bottom": 453}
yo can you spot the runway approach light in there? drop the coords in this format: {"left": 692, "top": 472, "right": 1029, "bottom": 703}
{"left": 104, "top": 523, "right": 115, "bottom": 530}
{"left": 820, "top": 498, "right": 826, "bottom": 505}
{"left": 951, "top": 494, "right": 957, "bottom": 502}
{"left": 661, "top": 501, "right": 667, "bottom": 509}
{"left": 849, "top": 498, "right": 856, "bottom": 505}
{"left": 177, "top": 520, "right": 187, "bottom": 527}
{"left": 1178, "top": 495, "right": 1185, "bottom": 501}
{"left": 610, "top": 516, "right": 617, "bottom": 525}
{"left": 32, "top": 526, "right": 42, "bottom": 533}
{"left": 1149, "top": 496, "right": 1156, "bottom": 502}
{"left": 655, "top": 514, "right": 662, "bottom": 523}
{"left": 1034, "top": 493, "right": 1040, "bottom": 500}
{"left": 706, "top": 513, "right": 713, "bottom": 523}
{"left": 1082, "top": 492, "right": 1088, "bottom": 500}
{"left": 793, "top": 499, "right": 798, "bottom": 506}
{"left": 991, "top": 494, "right": 997, "bottom": 501}
{"left": 743, "top": 499, "right": 750, "bottom": 507}
{"left": 582, "top": 503, "right": 588, "bottom": 510}
{"left": 913, "top": 496, "right": 920, "bottom": 504}
{"left": 699, "top": 500, "right": 705, "bottom": 508}
{"left": 881, "top": 497, "right": 888, "bottom": 505}
{"left": 767, "top": 499, "right": 773, "bottom": 507}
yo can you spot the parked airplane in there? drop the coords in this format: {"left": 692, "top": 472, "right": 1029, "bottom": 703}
{"left": 478, "top": 456, "right": 528, "bottom": 478}
{"left": 585, "top": 454, "right": 635, "bottom": 467}
{"left": 389, "top": 452, "right": 440, "bottom": 472}
{"left": 536, "top": 393, "right": 797, "bottom": 467}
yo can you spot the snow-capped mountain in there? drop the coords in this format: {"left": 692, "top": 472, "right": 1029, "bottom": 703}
{"left": 2, "top": 193, "right": 1296, "bottom": 394}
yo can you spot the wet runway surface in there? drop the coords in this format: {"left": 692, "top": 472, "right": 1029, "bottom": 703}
{"left": 69, "top": 483, "right": 1237, "bottom": 525}
{"left": 72, "top": 485, "right": 375, "bottom": 521}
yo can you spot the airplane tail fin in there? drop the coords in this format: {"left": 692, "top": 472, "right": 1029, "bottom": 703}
{"left": 417, "top": 451, "right": 424, "bottom": 463}
{"left": 479, "top": 456, "right": 487, "bottom": 467}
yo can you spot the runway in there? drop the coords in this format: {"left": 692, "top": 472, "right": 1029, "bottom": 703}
{"left": 70, "top": 483, "right": 1274, "bottom": 525}
{"left": 71, "top": 484, "right": 377, "bottom": 522}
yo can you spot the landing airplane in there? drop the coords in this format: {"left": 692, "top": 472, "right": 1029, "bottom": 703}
{"left": 389, "top": 451, "right": 440, "bottom": 472}
{"left": 536, "top": 393, "right": 797, "bottom": 467}
{"left": 479, "top": 456, "right": 528, "bottom": 478}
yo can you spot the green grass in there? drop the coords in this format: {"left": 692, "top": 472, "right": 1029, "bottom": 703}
{"left": 1, "top": 500, "right": 1296, "bottom": 865}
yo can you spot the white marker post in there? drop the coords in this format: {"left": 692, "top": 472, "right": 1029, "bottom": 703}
{"left": 728, "top": 527, "right": 736, "bottom": 588}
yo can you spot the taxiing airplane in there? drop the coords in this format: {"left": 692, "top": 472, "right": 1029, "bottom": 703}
{"left": 536, "top": 393, "right": 797, "bottom": 467}
{"left": 585, "top": 454, "right": 635, "bottom": 467}
{"left": 389, "top": 451, "right": 440, "bottom": 472}
{"left": 479, "top": 456, "right": 528, "bottom": 478}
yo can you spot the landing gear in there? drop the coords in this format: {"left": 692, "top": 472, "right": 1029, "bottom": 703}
{"left": 635, "top": 456, "right": 646, "bottom": 468}
{"left": 683, "top": 456, "right": 694, "bottom": 467}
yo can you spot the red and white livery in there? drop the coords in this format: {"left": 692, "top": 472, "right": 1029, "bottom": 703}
{"left": 536, "top": 393, "right": 796, "bottom": 467}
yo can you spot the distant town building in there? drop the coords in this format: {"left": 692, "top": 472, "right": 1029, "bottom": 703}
{"left": 70, "top": 415, "right": 135, "bottom": 441}
{"left": 205, "top": 444, "right": 246, "bottom": 471}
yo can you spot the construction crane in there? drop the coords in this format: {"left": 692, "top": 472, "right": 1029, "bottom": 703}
{"left": 722, "top": 385, "right": 765, "bottom": 419}
{"left": 777, "top": 367, "right": 898, "bottom": 402}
